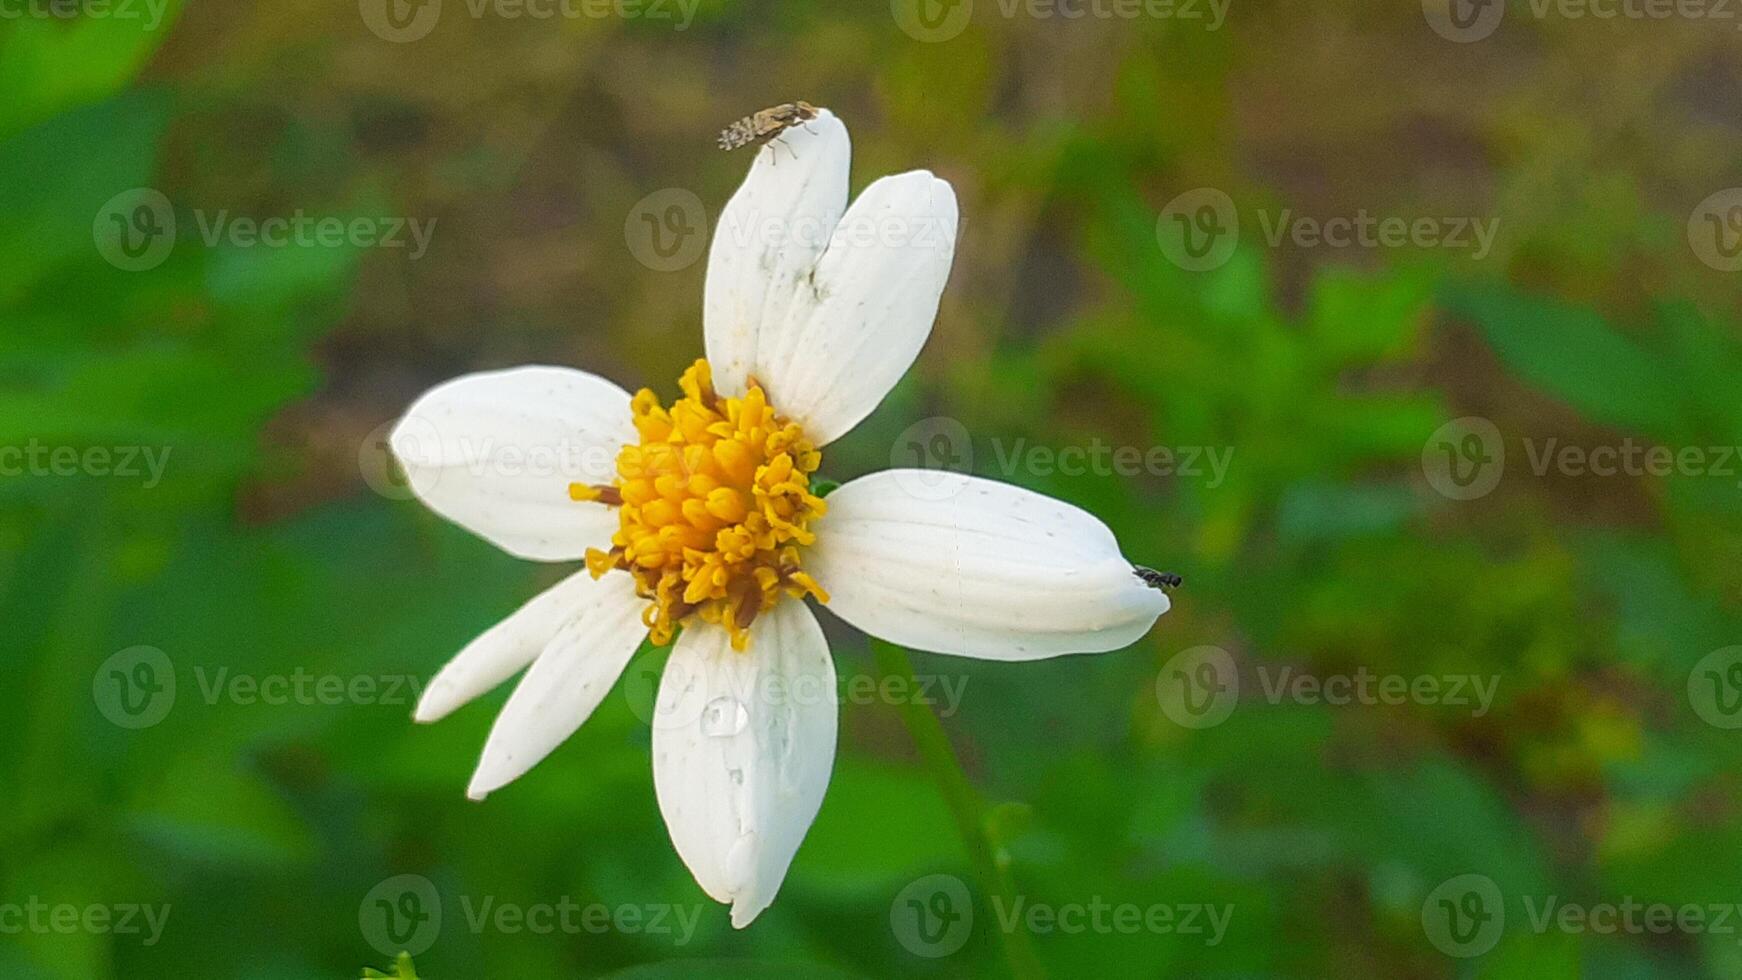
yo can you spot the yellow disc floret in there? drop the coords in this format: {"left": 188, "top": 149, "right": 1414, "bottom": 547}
{"left": 578, "top": 359, "right": 829, "bottom": 651}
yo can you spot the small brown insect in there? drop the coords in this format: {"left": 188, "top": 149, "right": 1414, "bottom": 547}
{"left": 1133, "top": 566, "right": 1182, "bottom": 592}
{"left": 718, "top": 101, "right": 820, "bottom": 152}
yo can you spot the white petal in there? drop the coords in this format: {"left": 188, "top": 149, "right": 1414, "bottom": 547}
{"left": 652, "top": 602, "right": 837, "bottom": 928}
{"left": 391, "top": 366, "right": 634, "bottom": 561}
{"left": 466, "top": 572, "right": 647, "bottom": 799}
{"left": 415, "top": 568, "right": 620, "bottom": 724}
{"left": 757, "top": 171, "right": 958, "bottom": 446}
{"left": 807, "top": 471, "right": 1168, "bottom": 660}
{"left": 704, "top": 109, "right": 850, "bottom": 399}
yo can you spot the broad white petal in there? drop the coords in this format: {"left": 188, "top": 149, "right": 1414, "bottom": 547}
{"left": 415, "top": 568, "right": 622, "bottom": 724}
{"left": 807, "top": 471, "right": 1168, "bottom": 660}
{"left": 758, "top": 171, "right": 958, "bottom": 446}
{"left": 652, "top": 602, "right": 837, "bottom": 928}
{"left": 704, "top": 109, "right": 850, "bottom": 398}
{"left": 466, "top": 572, "right": 647, "bottom": 799}
{"left": 391, "top": 366, "right": 634, "bottom": 561}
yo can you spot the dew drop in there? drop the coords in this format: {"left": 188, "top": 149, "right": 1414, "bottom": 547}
{"left": 702, "top": 696, "right": 748, "bottom": 737}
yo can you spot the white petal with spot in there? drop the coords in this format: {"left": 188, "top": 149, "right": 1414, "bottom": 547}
{"left": 756, "top": 170, "right": 958, "bottom": 446}
{"left": 704, "top": 110, "right": 850, "bottom": 399}
{"left": 807, "top": 470, "right": 1169, "bottom": 659}
{"left": 391, "top": 366, "right": 633, "bottom": 561}
{"left": 652, "top": 603, "right": 837, "bottom": 928}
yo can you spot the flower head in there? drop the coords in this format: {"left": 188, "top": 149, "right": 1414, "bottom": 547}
{"left": 579, "top": 358, "right": 829, "bottom": 650}
{"left": 390, "top": 108, "right": 1169, "bottom": 927}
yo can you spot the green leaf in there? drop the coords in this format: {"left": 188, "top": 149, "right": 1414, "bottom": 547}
{"left": 1441, "top": 283, "right": 1686, "bottom": 437}
{"left": 0, "top": 91, "right": 169, "bottom": 301}
{"left": 0, "top": 5, "right": 181, "bottom": 138}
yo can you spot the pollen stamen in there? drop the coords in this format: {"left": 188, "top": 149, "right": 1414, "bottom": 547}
{"left": 584, "top": 359, "right": 828, "bottom": 651}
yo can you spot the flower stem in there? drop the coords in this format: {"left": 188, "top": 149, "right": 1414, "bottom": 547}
{"left": 871, "top": 639, "right": 1047, "bottom": 980}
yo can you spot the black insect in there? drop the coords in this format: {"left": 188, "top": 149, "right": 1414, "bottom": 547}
{"left": 1133, "top": 566, "right": 1182, "bottom": 592}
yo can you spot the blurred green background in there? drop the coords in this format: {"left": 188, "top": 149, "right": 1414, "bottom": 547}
{"left": 6, "top": 0, "right": 1742, "bottom": 976}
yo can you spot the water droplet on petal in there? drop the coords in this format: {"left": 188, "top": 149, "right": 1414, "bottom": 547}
{"left": 702, "top": 696, "right": 748, "bottom": 737}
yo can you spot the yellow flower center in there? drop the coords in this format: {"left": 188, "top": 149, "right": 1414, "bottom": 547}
{"left": 577, "top": 359, "right": 828, "bottom": 650}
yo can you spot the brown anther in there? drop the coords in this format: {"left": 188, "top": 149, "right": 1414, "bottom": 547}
{"left": 729, "top": 582, "right": 761, "bottom": 633}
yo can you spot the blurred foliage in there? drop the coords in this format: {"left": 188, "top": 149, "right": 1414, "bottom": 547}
{"left": 4, "top": 1, "right": 1742, "bottom": 978}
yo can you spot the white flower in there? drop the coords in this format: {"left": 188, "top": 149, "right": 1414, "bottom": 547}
{"left": 390, "top": 109, "right": 1170, "bottom": 928}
